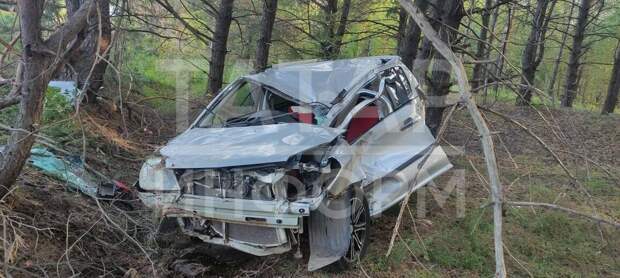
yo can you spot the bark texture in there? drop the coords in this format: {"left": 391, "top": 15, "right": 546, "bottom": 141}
{"left": 398, "top": 0, "right": 429, "bottom": 70}
{"left": 321, "top": 0, "right": 352, "bottom": 59}
{"left": 561, "top": 0, "right": 592, "bottom": 107}
{"left": 255, "top": 0, "right": 277, "bottom": 72}
{"left": 471, "top": 0, "right": 494, "bottom": 90}
{"left": 546, "top": 0, "right": 576, "bottom": 103}
{"left": 517, "top": 0, "right": 551, "bottom": 105}
{"left": 207, "top": 0, "right": 235, "bottom": 95}
{"left": 602, "top": 41, "right": 620, "bottom": 114}
{"left": 63, "top": 0, "right": 112, "bottom": 103}
{"left": 425, "top": 0, "right": 464, "bottom": 135}
{"left": 0, "top": 0, "right": 97, "bottom": 197}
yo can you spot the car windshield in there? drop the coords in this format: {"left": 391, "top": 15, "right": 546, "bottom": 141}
{"left": 197, "top": 80, "right": 325, "bottom": 128}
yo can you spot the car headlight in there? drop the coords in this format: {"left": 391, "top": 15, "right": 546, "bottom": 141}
{"left": 139, "top": 157, "right": 180, "bottom": 191}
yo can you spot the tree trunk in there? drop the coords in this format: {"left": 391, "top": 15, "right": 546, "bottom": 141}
{"left": 398, "top": 2, "right": 507, "bottom": 276}
{"left": 255, "top": 0, "right": 277, "bottom": 73}
{"left": 63, "top": 0, "right": 112, "bottom": 103}
{"left": 471, "top": 0, "right": 494, "bottom": 90}
{"left": 425, "top": 0, "right": 464, "bottom": 135}
{"left": 396, "top": 7, "right": 408, "bottom": 52}
{"left": 546, "top": 0, "right": 576, "bottom": 105}
{"left": 321, "top": 0, "right": 351, "bottom": 59}
{"left": 561, "top": 0, "right": 591, "bottom": 107}
{"left": 0, "top": 0, "right": 96, "bottom": 197}
{"left": 602, "top": 41, "right": 620, "bottom": 114}
{"left": 207, "top": 0, "right": 234, "bottom": 95}
{"left": 412, "top": 1, "right": 444, "bottom": 89}
{"left": 516, "top": 0, "right": 550, "bottom": 106}
{"left": 398, "top": 0, "right": 429, "bottom": 70}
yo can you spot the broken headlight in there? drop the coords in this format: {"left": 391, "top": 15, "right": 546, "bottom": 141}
{"left": 138, "top": 157, "right": 180, "bottom": 191}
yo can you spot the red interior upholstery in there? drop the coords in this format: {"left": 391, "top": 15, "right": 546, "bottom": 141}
{"left": 345, "top": 106, "right": 379, "bottom": 143}
{"left": 289, "top": 106, "right": 313, "bottom": 124}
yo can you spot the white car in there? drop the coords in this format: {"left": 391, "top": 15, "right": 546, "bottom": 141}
{"left": 137, "top": 56, "right": 452, "bottom": 271}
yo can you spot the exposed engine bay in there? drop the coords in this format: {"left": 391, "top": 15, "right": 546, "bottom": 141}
{"left": 174, "top": 153, "right": 338, "bottom": 202}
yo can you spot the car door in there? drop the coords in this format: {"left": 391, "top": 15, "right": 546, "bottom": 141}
{"left": 345, "top": 66, "right": 453, "bottom": 216}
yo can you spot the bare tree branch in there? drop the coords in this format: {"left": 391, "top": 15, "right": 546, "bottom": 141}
{"left": 507, "top": 201, "right": 620, "bottom": 229}
{"left": 399, "top": 1, "right": 507, "bottom": 277}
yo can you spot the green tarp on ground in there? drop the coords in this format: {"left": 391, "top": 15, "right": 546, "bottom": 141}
{"left": 28, "top": 147, "right": 99, "bottom": 197}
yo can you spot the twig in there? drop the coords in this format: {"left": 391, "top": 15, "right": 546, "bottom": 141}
{"left": 478, "top": 106, "right": 577, "bottom": 182}
{"left": 507, "top": 201, "right": 620, "bottom": 229}
{"left": 386, "top": 104, "right": 457, "bottom": 257}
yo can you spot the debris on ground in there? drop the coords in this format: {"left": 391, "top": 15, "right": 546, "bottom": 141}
{"left": 28, "top": 147, "right": 100, "bottom": 197}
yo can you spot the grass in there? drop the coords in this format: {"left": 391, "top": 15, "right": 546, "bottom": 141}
{"left": 333, "top": 129, "right": 619, "bottom": 277}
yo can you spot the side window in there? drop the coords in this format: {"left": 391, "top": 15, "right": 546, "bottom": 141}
{"left": 365, "top": 67, "right": 413, "bottom": 110}
{"left": 384, "top": 67, "right": 411, "bottom": 109}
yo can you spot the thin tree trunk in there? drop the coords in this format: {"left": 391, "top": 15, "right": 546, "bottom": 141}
{"left": 396, "top": 7, "right": 408, "bottom": 52}
{"left": 561, "top": 0, "right": 592, "bottom": 107}
{"left": 471, "top": 0, "right": 494, "bottom": 90}
{"left": 255, "top": 0, "right": 277, "bottom": 72}
{"left": 546, "top": 0, "right": 576, "bottom": 105}
{"left": 425, "top": 0, "right": 464, "bottom": 135}
{"left": 517, "top": 0, "right": 550, "bottom": 106}
{"left": 207, "top": 0, "right": 234, "bottom": 95}
{"left": 412, "top": 1, "right": 443, "bottom": 89}
{"left": 602, "top": 41, "right": 620, "bottom": 114}
{"left": 493, "top": 4, "right": 513, "bottom": 83}
{"left": 333, "top": 0, "right": 351, "bottom": 55}
{"left": 398, "top": 0, "right": 429, "bottom": 70}
{"left": 63, "top": 0, "right": 112, "bottom": 103}
{"left": 0, "top": 0, "right": 97, "bottom": 197}
{"left": 322, "top": 0, "right": 351, "bottom": 59}
{"left": 480, "top": 0, "right": 500, "bottom": 103}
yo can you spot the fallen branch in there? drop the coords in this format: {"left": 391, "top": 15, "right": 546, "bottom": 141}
{"left": 399, "top": 1, "right": 506, "bottom": 276}
{"left": 555, "top": 149, "right": 619, "bottom": 182}
{"left": 478, "top": 106, "right": 597, "bottom": 201}
{"left": 478, "top": 106, "right": 577, "bottom": 181}
{"left": 0, "top": 93, "right": 19, "bottom": 110}
{"left": 507, "top": 201, "right": 620, "bottom": 229}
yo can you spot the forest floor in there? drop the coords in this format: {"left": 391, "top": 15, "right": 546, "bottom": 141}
{"left": 2, "top": 102, "right": 619, "bottom": 277}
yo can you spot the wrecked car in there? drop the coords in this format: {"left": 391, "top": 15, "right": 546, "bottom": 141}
{"left": 137, "top": 56, "right": 452, "bottom": 270}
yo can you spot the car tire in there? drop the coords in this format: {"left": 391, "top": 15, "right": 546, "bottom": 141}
{"left": 329, "top": 185, "right": 371, "bottom": 271}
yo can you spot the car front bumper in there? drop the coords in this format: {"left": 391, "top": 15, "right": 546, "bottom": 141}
{"left": 137, "top": 191, "right": 324, "bottom": 229}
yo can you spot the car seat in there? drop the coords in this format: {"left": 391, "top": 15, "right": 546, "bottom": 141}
{"left": 345, "top": 106, "right": 379, "bottom": 143}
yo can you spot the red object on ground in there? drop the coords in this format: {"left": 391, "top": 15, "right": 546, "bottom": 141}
{"left": 113, "top": 180, "right": 131, "bottom": 193}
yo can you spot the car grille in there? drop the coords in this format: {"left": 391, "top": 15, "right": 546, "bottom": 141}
{"left": 178, "top": 169, "right": 275, "bottom": 200}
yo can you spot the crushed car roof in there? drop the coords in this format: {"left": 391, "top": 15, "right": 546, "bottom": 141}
{"left": 245, "top": 56, "right": 399, "bottom": 105}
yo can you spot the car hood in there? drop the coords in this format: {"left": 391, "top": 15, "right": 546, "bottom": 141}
{"left": 160, "top": 123, "right": 345, "bottom": 169}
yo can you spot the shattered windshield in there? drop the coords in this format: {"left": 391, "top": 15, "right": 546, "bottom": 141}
{"left": 197, "top": 80, "right": 327, "bottom": 128}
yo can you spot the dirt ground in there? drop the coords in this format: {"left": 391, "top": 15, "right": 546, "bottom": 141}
{"left": 2, "top": 103, "right": 619, "bottom": 277}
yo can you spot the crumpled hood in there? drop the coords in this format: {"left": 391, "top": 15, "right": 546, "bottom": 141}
{"left": 160, "top": 123, "right": 345, "bottom": 169}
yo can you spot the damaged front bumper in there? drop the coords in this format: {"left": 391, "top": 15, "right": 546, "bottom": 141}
{"left": 139, "top": 191, "right": 321, "bottom": 228}
{"left": 139, "top": 190, "right": 325, "bottom": 256}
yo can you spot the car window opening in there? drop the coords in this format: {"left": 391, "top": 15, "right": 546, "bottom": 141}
{"left": 197, "top": 81, "right": 327, "bottom": 128}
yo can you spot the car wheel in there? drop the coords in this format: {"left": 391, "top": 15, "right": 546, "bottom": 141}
{"left": 331, "top": 185, "right": 371, "bottom": 270}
